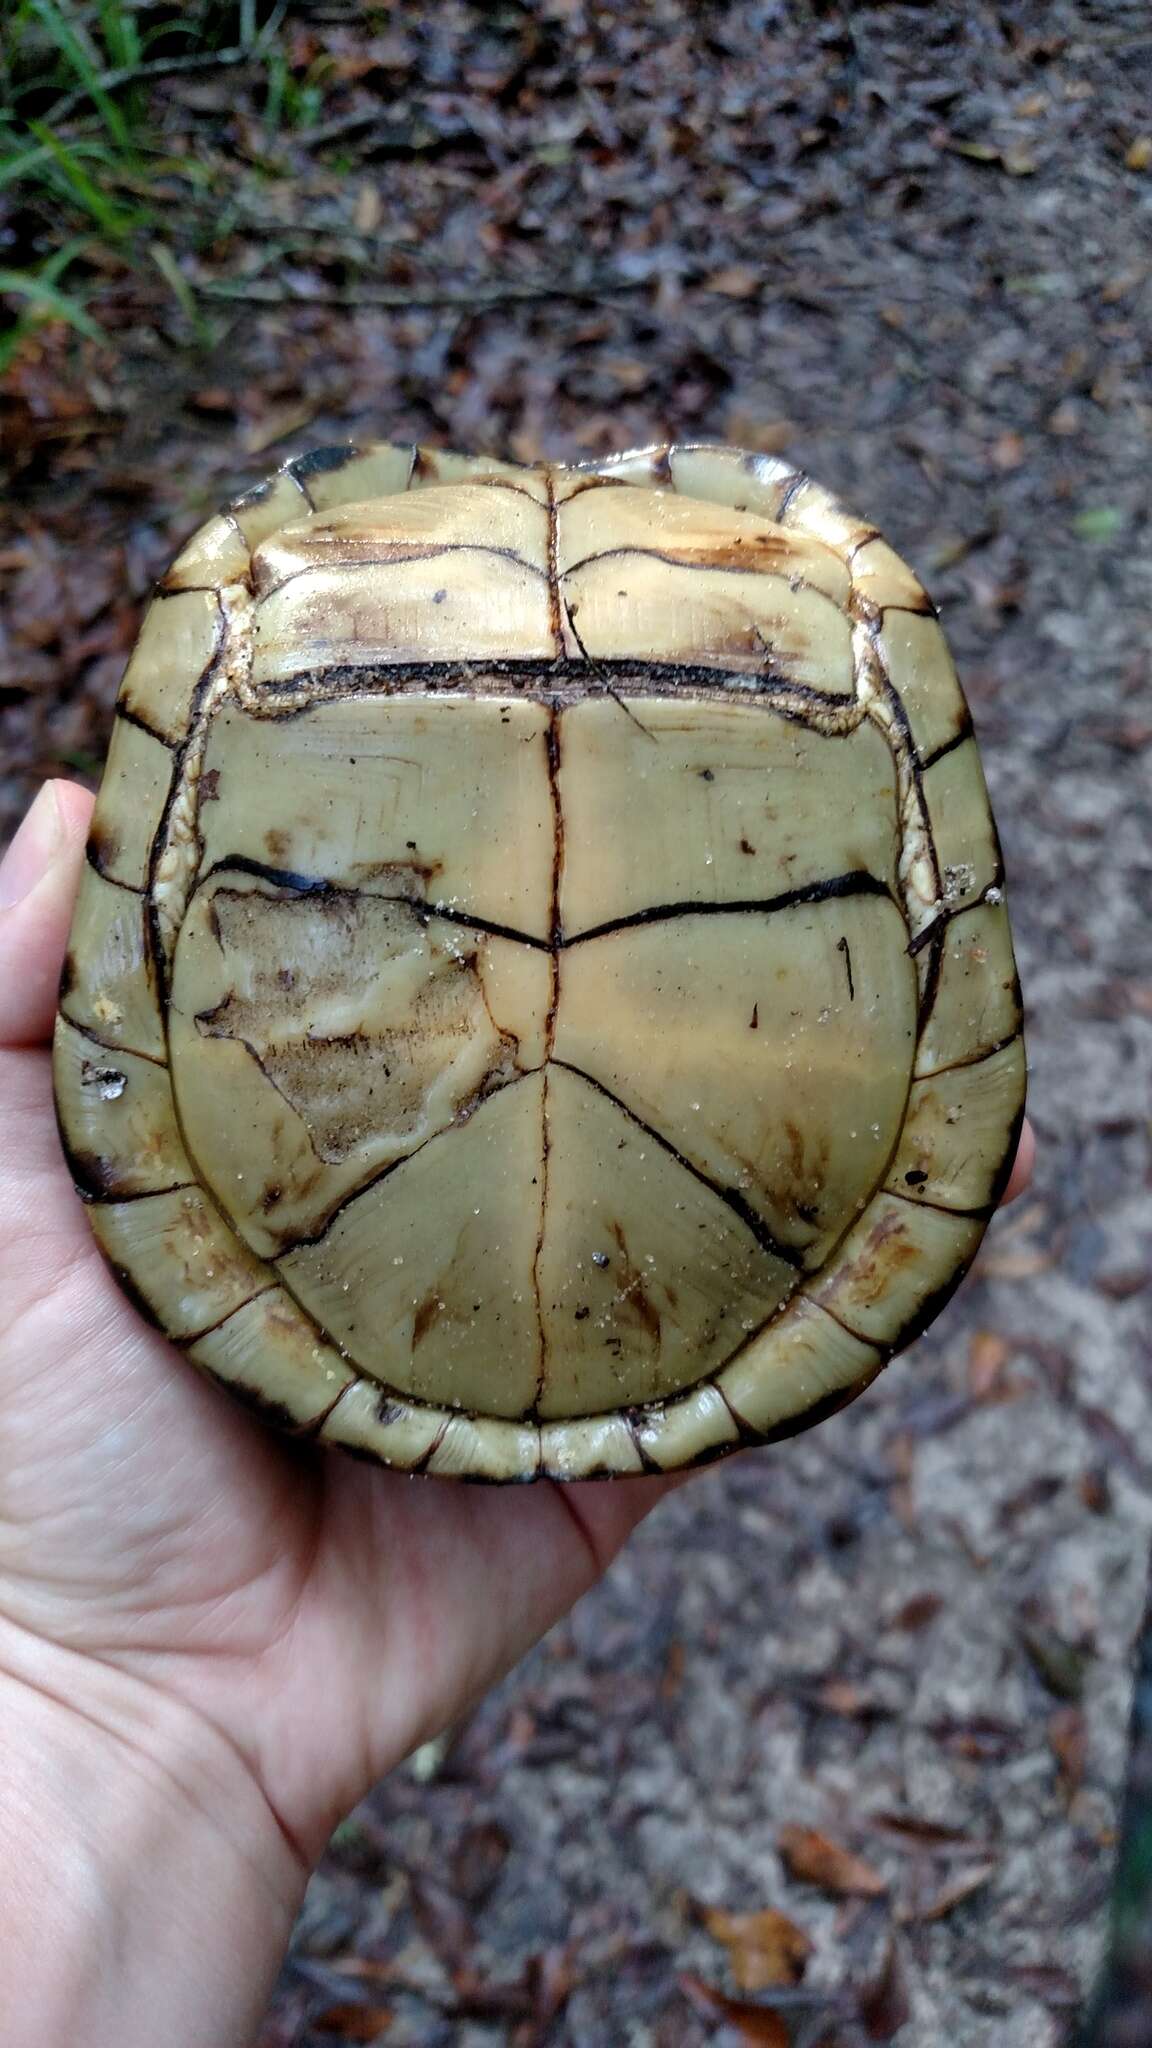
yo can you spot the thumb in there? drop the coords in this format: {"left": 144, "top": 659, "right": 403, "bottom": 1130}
{"left": 0, "top": 783, "right": 96, "bottom": 1048}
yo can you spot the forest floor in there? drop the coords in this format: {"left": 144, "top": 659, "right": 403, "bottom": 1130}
{"left": 2, "top": 5, "right": 1150, "bottom": 2044}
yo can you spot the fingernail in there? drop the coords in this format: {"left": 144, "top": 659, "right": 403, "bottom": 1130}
{"left": 0, "top": 784, "right": 66, "bottom": 911}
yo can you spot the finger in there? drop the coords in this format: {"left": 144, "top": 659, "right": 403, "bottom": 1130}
{"left": 1002, "top": 1117, "right": 1035, "bottom": 1205}
{"left": 0, "top": 782, "right": 95, "bottom": 1048}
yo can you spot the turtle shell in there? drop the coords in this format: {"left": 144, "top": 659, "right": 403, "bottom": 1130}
{"left": 54, "top": 442, "right": 1025, "bottom": 1481}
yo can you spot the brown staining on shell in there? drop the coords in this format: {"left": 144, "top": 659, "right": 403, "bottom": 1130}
{"left": 609, "top": 1221, "right": 663, "bottom": 1351}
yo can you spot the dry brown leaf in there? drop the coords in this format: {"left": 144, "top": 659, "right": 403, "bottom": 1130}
{"left": 705, "top": 264, "right": 762, "bottom": 297}
{"left": 702, "top": 1904, "right": 814, "bottom": 1991}
{"left": 967, "top": 1329, "right": 1011, "bottom": 1398}
{"left": 1049, "top": 1704, "right": 1087, "bottom": 1796}
{"left": 905, "top": 1861, "right": 997, "bottom": 1924}
{"left": 313, "top": 2003, "right": 394, "bottom": 2040}
{"left": 678, "top": 1973, "right": 790, "bottom": 2046}
{"left": 857, "top": 1933, "right": 912, "bottom": 2040}
{"left": 1125, "top": 136, "right": 1152, "bottom": 171}
{"left": 778, "top": 1826, "right": 886, "bottom": 1898}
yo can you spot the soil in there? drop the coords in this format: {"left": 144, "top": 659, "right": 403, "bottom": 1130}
{"left": 2, "top": 5, "right": 1150, "bottom": 2043}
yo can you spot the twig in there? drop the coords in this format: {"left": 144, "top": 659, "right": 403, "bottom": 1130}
{"left": 193, "top": 275, "right": 647, "bottom": 310}
{"left": 43, "top": 2, "right": 290, "bottom": 127}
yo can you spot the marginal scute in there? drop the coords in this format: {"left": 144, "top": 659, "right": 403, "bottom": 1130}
{"left": 54, "top": 1016, "right": 193, "bottom": 1200}
{"left": 629, "top": 1381, "right": 740, "bottom": 1470}
{"left": 59, "top": 439, "right": 1025, "bottom": 1481}
{"left": 717, "top": 1296, "right": 881, "bottom": 1434}
{"left": 118, "top": 588, "right": 222, "bottom": 745}
{"left": 885, "top": 1036, "right": 1028, "bottom": 1213}
{"left": 62, "top": 865, "right": 166, "bottom": 1061}
{"left": 806, "top": 1195, "right": 984, "bottom": 1348}
{"left": 539, "top": 1412, "right": 644, "bottom": 1480}
{"left": 776, "top": 478, "right": 875, "bottom": 554}
{"left": 87, "top": 716, "right": 174, "bottom": 890}
{"left": 229, "top": 469, "right": 311, "bottom": 548}
{"left": 921, "top": 737, "right": 1002, "bottom": 915}
{"left": 188, "top": 1289, "right": 356, "bottom": 1426}
{"left": 669, "top": 446, "right": 800, "bottom": 523}
{"left": 876, "top": 611, "right": 969, "bottom": 763}
{"left": 850, "top": 534, "right": 933, "bottom": 613}
{"left": 162, "top": 512, "right": 251, "bottom": 592}
{"left": 319, "top": 1380, "right": 446, "bottom": 1466}
{"left": 916, "top": 902, "right": 1021, "bottom": 1075}
{"left": 427, "top": 1415, "right": 543, "bottom": 1480}
{"left": 91, "top": 1186, "right": 271, "bottom": 1341}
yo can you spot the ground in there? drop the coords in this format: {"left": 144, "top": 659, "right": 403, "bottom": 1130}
{"left": 2, "top": 4, "right": 1150, "bottom": 2043}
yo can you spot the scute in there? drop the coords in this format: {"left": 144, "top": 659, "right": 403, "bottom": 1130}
{"left": 56, "top": 438, "right": 1025, "bottom": 1480}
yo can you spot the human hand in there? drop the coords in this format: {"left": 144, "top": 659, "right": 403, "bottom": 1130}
{"left": 0, "top": 781, "right": 1034, "bottom": 2045}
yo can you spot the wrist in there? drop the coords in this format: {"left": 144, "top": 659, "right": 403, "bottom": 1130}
{"left": 0, "top": 1617, "right": 307, "bottom": 2048}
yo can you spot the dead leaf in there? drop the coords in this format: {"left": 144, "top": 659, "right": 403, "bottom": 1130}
{"left": 857, "top": 1933, "right": 911, "bottom": 2040}
{"left": 705, "top": 264, "right": 762, "bottom": 298}
{"left": 888, "top": 1592, "right": 944, "bottom": 1633}
{"left": 1125, "top": 136, "right": 1152, "bottom": 171}
{"left": 678, "top": 1973, "right": 791, "bottom": 2046}
{"left": 904, "top": 1861, "right": 997, "bottom": 1923}
{"left": 967, "top": 1330, "right": 1010, "bottom": 1399}
{"left": 1049, "top": 1705, "right": 1086, "bottom": 1797}
{"left": 992, "top": 430, "right": 1026, "bottom": 470}
{"left": 702, "top": 1904, "right": 813, "bottom": 1991}
{"left": 354, "top": 181, "right": 383, "bottom": 233}
{"left": 313, "top": 2003, "right": 393, "bottom": 2040}
{"left": 778, "top": 1827, "right": 886, "bottom": 1898}
{"left": 1020, "top": 1623, "right": 1090, "bottom": 1702}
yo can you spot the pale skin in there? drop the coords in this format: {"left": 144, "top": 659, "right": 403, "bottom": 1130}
{"left": 0, "top": 780, "right": 1034, "bottom": 2047}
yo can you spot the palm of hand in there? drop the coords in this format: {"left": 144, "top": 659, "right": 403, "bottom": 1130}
{"left": 0, "top": 786, "right": 665, "bottom": 1859}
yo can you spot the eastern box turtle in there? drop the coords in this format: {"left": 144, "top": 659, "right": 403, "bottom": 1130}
{"left": 54, "top": 442, "right": 1026, "bottom": 1481}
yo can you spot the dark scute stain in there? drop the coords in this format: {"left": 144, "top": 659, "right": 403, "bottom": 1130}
{"left": 265, "top": 828, "right": 291, "bottom": 861}
{"left": 412, "top": 1291, "right": 447, "bottom": 1348}
{"left": 260, "top": 1181, "right": 284, "bottom": 1213}
{"left": 739, "top": 837, "right": 757, "bottom": 855}
{"left": 433, "top": 588, "right": 447, "bottom": 604}
{"left": 697, "top": 766, "right": 715, "bottom": 781}
{"left": 200, "top": 768, "right": 221, "bottom": 802}
{"left": 904, "top": 1168, "right": 928, "bottom": 1186}
{"left": 574, "top": 1305, "right": 590, "bottom": 1322}
{"left": 750, "top": 1003, "right": 759, "bottom": 1030}
{"left": 88, "top": 818, "right": 122, "bottom": 874}
{"left": 197, "top": 1363, "right": 314, "bottom": 1440}
{"left": 289, "top": 443, "right": 360, "bottom": 480}
{"left": 65, "top": 1146, "right": 129, "bottom": 1201}
{"left": 230, "top": 476, "right": 276, "bottom": 510}
{"left": 59, "top": 951, "right": 78, "bottom": 1001}
{"left": 100, "top": 1252, "right": 169, "bottom": 1336}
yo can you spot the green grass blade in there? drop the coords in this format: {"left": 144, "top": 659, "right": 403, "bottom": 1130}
{"left": 27, "top": 119, "right": 141, "bottom": 236}
{"left": 25, "top": 0, "right": 132, "bottom": 149}
{"left": 0, "top": 265, "right": 105, "bottom": 342}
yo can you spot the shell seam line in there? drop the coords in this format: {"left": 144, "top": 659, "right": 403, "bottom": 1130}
{"left": 550, "top": 1057, "right": 802, "bottom": 1270}
{"left": 57, "top": 1010, "right": 168, "bottom": 1068}
{"left": 192, "top": 858, "right": 893, "bottom": 953}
